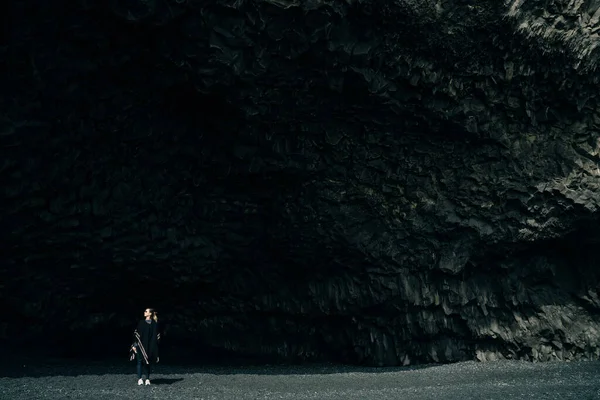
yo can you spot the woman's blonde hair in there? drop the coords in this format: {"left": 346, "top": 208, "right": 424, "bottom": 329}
{"left": 148, "top": 308, "right": 158, "bottom": 323}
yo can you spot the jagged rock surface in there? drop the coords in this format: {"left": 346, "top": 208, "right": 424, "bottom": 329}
{"left": 2, "top": 0, "right": 600, "bottom": 365}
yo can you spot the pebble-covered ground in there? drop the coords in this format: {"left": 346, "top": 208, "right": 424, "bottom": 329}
{"left": 1, "top": 358, "right": 600, "bottom": 400}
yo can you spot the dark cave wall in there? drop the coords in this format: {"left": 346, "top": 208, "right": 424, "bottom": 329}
{"left": 2, "top": 0, "right": 600, "bottom": 365}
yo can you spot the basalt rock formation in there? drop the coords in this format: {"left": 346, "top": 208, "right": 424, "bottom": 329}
{"left": 2, "top": 0, "right": 600, "bottom": 366}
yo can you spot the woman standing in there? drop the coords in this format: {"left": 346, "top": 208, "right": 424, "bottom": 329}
{"left": 130, "top": 308, "right": 160, "bottom": 385}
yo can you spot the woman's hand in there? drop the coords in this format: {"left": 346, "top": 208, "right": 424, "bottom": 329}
{"left": 132, "top": 346, "right": 137, "bottom": 353}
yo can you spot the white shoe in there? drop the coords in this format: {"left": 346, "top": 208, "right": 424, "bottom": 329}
{"left": 145, "top": 379, "right": 151, "bottom": 386}
{"left": 137, "top": 379, "right": 143, "bottom": 386}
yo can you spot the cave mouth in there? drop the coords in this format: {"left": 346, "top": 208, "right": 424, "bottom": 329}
{"left": 5, "top": 219, "right": 600, "bottom": 366}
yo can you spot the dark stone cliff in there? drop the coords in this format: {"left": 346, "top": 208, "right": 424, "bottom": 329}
{"left": 2, "top": 0, "right": 600, "bottom": 365}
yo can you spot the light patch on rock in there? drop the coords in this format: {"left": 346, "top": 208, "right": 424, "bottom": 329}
{"left": 504, "top": 0, "right": 600, "bottom": 70}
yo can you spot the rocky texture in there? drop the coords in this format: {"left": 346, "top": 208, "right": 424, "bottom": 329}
{"left": 3, "top": 0, "right": 600, "bottom": 366}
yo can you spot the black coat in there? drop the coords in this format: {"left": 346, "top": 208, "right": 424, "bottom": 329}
{"left": 132, "top": 319, "right": 159, "bottom": 364}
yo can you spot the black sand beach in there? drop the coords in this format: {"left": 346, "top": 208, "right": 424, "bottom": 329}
{"left": 1, "top": 358, "right": 599, "bottom": 400}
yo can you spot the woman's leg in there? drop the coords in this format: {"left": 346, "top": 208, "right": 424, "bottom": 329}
{"left": 136, "top": 357, "right": 143, "bottom": 380}
{"left": 146, "top": 362, "right": 152, "bottom": 380}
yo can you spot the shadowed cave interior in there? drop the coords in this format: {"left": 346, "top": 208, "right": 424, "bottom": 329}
{"left": 3, "top": 0, "right": 600, "bottom": 366}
